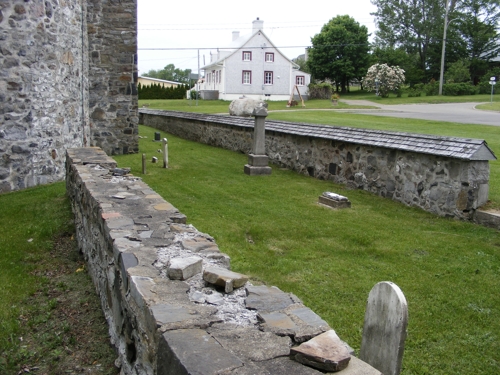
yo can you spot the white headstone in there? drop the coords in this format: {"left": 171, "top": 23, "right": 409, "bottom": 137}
{"left": 359, "top": 281, "right": 408, "bottom": 375}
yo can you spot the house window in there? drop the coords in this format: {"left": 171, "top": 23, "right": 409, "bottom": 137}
{"left": 296, "top": 76, "right": 305, "bottom": 86}
{"left": 265, "top": 53, "right": 274, "bottom": 62}
{"left": 242, "top": 51, "right": 252, "bottom": 61}
{"left": 243, "top": 70, "right": 252, "bottom": 84}
{"left": 264, "top": 71, "right": 273, "bottom": 85}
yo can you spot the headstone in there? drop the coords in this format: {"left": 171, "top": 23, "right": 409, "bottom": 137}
{"left": 162, "top": 138, "right": 168, "bottom": 168}
{"left": 318, "top": 192, "right": 351, "bottom": 209}
{"left": 244, "top": 104, "right": 272, "bottom": 175}
{"left": 154, "top": 131, "right": 161, "bottom": 141}
{"left": 359, "top": 281, "right": 408, "bottom": 375}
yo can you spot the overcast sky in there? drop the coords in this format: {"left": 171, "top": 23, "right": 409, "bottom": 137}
{"left": 137, "top": 0, "right": 378, "bottom": 76}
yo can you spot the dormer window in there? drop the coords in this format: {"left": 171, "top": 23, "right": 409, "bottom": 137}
{"left": 242, "top": 51, "right": 252, "bottom": 61}
{"left": 265, "top": 53, "right": 274, "bottom": 62}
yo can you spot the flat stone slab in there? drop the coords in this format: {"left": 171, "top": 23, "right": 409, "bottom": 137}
{"left": 258, "top": 312, "right": 298, "bottom": 333}
{"left": 245, "top": 285, "right": 295, "bottom": 312}
{"left": 208, "top": 326, "right": 292, "bottom": 361}
{"left": 203, "top": 267, "right": 249, "bottom": 293}
{"left": 256, "top": 357, "right": 325, "bottom": 375}
{"left": 167, "top": 256, "right": 203, "bottom": 280}
{"left": 339, "top": 356, "right": 383, "bottom": 375}
{"left": 157, "top": 329, "right": 243, "bottom": 374}
{"left": 151, "top": 304, "right": 193, "bottom": 325}
{"left": 181, "top": 237, "right": 219, "bottom": 252}
{"left": 289, "top": 307, "right": 329, "bottom": 328}
{"left": 291, "top": 330, "right": 351, "bottom": 372}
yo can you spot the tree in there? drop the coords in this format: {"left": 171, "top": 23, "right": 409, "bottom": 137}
{"left": 293, "top": 56, "right": 310, "bottom": 73}
{"left": 371, "top": 46, "right": 424, "bottom": 85}
{"left": 362, "top": 63, "right": 406, "bottom": 97}
{"left": 371, "top": 0, "right": 451, "bottom": 80}
{"left": 456, "top": 0, "right": 500, "bottom": 83}
{"left": 143, "top": 63, "right": 192, "bottom": 84}
{"left": 307, "top": 15, "right": 370, "bottom": 93}
{"left": 445, "top": 59, "right": 472, "bottom": 82}
{"left": 371, "top": 0, "right": 500, "bottom": 83}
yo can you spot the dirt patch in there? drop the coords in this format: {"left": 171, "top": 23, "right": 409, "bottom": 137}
{"left": 5, "top": 232, "right": 119, "bottom": 375}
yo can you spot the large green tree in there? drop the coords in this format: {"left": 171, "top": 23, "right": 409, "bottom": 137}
{"left": 456, "top": 0, "right": 500, "bottom": 83}
{"left": 371, "top": 0, "right": 500, "bottom": 82}
{"left": 307, "top": 15, "right": 370, "bottom": 93}
{"left": 143, "top": 63, "right": 192, "bottom": 84}
{"left": 371, "top": 0, "right": 450, "bottom": 79}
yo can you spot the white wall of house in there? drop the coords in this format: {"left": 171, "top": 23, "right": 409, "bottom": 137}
{"left": 199, "top": 20, "right": 310, "bottom": 101}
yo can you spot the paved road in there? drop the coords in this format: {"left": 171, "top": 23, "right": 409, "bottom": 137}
{"left": 341, "top": 100, "right": 500, "bottom": 126}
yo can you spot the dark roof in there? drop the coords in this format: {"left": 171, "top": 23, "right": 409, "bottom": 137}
{"left": 139, "top": 109, "right": 496, "bottom": 161}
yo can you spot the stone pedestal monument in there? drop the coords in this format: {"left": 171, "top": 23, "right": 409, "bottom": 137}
{"left": 244, "top": 105, "right": 272, "bottom": 176}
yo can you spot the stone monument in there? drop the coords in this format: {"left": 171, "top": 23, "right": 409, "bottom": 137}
{"left": 359, "top": 281, "right": 408, "bottom": 375}
{"left": 244, "top": 104, "right": 272, "bottom": 175}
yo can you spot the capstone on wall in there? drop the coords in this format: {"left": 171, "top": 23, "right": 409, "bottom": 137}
{"left": 0, "top": 0, "right": 138, "bottom": 194}
{"left": 139, "top": 110, "right": 492, "bottom": 220}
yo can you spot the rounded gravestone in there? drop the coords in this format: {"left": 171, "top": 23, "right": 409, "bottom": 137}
{"left": 359, "top": 281, "right": 408, "bottom": 375}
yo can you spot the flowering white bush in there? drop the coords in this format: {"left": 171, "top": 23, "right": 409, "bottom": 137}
{"left": 362, "top": 64, "right": 405, "bottom": 97}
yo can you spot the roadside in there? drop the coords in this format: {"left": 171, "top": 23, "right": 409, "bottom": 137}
{"left": 338, "top": 99, "right": 500, "bottom": 126}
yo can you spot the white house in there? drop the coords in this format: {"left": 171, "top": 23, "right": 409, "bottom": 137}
{"left": 198, "top": 18, "right": 310, "bottom": 101}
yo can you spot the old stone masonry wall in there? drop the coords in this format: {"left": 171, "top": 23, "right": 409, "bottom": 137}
{"left": 1, "top": 0, "right": 88, "bottom": 192}
{"left": 139, "top": 110, "right": 495, "bottom": 220}
{"left": 0, "top": 0, "right": 138, "bottom": 194}
{"left": 66, "top": 147, "right": 381, "bottom": 375}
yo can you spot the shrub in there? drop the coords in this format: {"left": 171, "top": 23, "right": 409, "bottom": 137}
{"left": 443, "top": 83, "right": 478, "bottom": 96}
{"left": 308, "top": 83, "right": 333, "bottom": 99}
{"left": 362, "top": 63, "right": 405, "bottom": 98}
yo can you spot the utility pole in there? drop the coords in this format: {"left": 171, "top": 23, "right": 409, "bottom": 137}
{"left": 439, "top": 1, "right": 458, "bottom": 96}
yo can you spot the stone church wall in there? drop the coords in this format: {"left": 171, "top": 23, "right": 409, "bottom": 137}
{"left": 0, "top": 0, "right": 138, "bottom": 193}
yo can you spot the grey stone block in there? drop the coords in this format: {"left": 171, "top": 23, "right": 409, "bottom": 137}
{"left": 208, "top": 326, "right": 291, "bottom": 362}
{"left": 119, "top": 252, "right": 138, "bottom": 290}
{"left": 167, "top": 256, "right": 203, "bottom": 280}
{"left": 244, "top": 164, "right": 272, "bottom": 176}
{"left": 157, "top": 329, "right": 243, "bottom": 375}
{"left": 203, "top": 267, "right": 249, "bottom": 293}
{"left": 245, "top": 285, "right": 295, "bottom": 313}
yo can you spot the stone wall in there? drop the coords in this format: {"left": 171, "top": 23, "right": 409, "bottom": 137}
{"left": 139, "top": 110, "right": 495, "bottom": 220}
{"left": 87, "top": 0, "right": 139, "bottom": 155}
{"left": 66, "top": 147, "right": 381, "bottom": 375}
{"left": 0, "top": 0, "right": 138, "bottom": 193}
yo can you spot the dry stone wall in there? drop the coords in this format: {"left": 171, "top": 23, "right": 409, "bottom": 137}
{"left": 66, "top": 147, "right": 381, "bottom": 375}
{"left": 139, "top": 110, "right": 494, "bottom": 220}
{"left": 0, "top": 0, "right": 138, "bottom": 193}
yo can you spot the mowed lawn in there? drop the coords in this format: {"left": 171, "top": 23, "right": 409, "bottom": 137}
{"left": 113, "top": 123, "right": 500, "bottom": 375}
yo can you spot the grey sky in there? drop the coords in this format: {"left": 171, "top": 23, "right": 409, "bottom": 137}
{"left": 138, "top": 0, "right": 378, "bottom": 75}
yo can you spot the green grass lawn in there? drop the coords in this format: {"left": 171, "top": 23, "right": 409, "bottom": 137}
{"left": 139, "top": 92, "right": 498, "bottom": 113}
{"left": 139, "top": 98, "right": 500, "bottom": 209}
{"left": 113, "top": 125, "right": 500, "bottom": 375}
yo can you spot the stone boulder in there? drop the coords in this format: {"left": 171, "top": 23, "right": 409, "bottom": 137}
{"left": 229, "top": 97, "right": 268, "bottom": 117}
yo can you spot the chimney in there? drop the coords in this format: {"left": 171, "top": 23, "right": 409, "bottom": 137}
{"left": 232, "top": 31, "right": 240, "bottom": 41}
{"left": 252, "top": 17, "right": 264, "bottom": 33}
